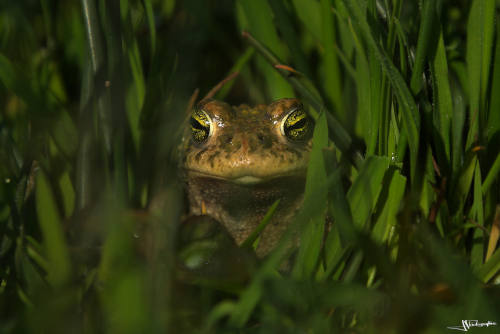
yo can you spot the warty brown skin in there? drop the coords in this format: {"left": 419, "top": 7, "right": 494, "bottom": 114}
{"left": 181, "top": 98, "right": 312, "bottom": 257}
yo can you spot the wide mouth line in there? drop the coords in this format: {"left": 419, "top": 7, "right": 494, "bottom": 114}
{"left": 184, "top": 169, "right": 306, "bottom": 184}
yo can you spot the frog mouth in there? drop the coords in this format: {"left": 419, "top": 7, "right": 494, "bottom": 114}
{"left": 232, "top": 175, "right": 266, "bottom": 185}
{"left": 185, "top": 170, "right": 306, "bottom": 185}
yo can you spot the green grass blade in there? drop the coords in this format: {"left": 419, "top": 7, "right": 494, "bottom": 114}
{"left": 452, "top": 152, "right": 477, "bottom": 212}
{"left": 290, "top": 0, "right": 321, "bottom": 41}
{"left": 78, "top": 0, "right": 107, "bottom": 209}
{"left": 409, "top": 0, "right": 441, "bottom": 94}
{"left": 476, "top": 247, "right": 500, "bottom": 283}
{"left": 237, "top": 0, "right": 293, "bottom": 99}
{"left": 101, "top": 0, "right": 129, "bottom": 200}
{"left": 487, "top": 19, "right": 500, "bottom": 142}
{"left": 0, "top": 54, "right": 42, "bottom": 106}
{"left": 347, "top": 155, "right": 390, "bottom": 228}
{"left": 470, "top": 162, "right": 485, "bottom": 270}
{"left": 122, "top": 4, "right": 146, "bottom": 150}
{"left": 346, "top": 19, "right": 375, "bottom": 154}
{"left": 58, "top": 171, "right": 75, "bottom": 218}
{"left": 342, "top": 0, "right": 420, "bottom": 181}
{"left": 372, "top": 168, "right": 406, "bottom": 243}
{"left": 431, "top": 29, "right": 452, "bottom": 165}
{"left": 81, "top": 0, "right": 105, "bottom": 73}
{"left": 319, "top": 0, "right": 343, "bottom": 115}
{"left": 450, "top": 69, "right": 466, "bottom": 177}
{"left": 215, "top": 47, "right": 255, "bottom": 100}
{"left": 242, "top": 32, "right": 359, "bottom": 163}
{"left": 482, "top": 153, "right": 500, "bottom": 194}
{"left": 292, "top": 111, "right": 329, "bottom": 279}
{"left": 35, "top": 170, "right": 71, "bottom": 287}
{"left": 268, "top": 0, "right": 312, "bottom": 77}
{"left": 241, "top": 199, "right": 280, "bottom": 249}
{"left": 142, "top": 0, "right": 156, "bottom": 57}
{"left": 466, "top": 0, "right": 496, "bottom": 148}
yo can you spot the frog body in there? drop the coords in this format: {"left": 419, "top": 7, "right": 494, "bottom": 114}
{"left": 182, "top": 98, "right": 313, "bottom": 256}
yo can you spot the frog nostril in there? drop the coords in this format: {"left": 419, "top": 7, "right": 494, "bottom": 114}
{"left": 226, "top": 135, "right": 233, "bottom": 144}
{"left": 257, "top": 133, "right": 265, "bottom": 142}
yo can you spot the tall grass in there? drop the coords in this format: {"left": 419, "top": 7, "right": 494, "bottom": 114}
{"left": 1, "top": 0, "right": 500, "bottom": 332}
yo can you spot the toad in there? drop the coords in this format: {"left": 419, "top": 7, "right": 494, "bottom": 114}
{"left": 181, "top": 98, "right": 313, "bottom": 256}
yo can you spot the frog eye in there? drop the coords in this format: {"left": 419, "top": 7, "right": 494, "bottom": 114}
{"left": 190, "top": 108, "right": 213, "bottom": 143}
{"left": 281, "top": 107, "right": 312, "bottom": 141}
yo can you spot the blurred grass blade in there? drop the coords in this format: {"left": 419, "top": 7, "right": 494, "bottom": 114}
{"left": 347, "top": 156, "right": 390, "bottom": 228}
{"left": 35, "top": 170, "right": 71, "bottom": 286}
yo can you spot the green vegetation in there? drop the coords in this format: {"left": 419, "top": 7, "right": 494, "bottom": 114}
{"left": 1, "top": 0, "right": 500, "bottom": 332}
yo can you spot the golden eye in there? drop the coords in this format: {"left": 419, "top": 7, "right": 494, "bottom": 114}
{"left": 190, "top": 108, "right": 213, "bottom": 143}
{"left": 281, "top": 107, "right": 312, "bottom": 141}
